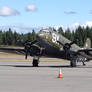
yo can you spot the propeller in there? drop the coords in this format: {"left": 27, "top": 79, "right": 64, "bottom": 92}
{"left": 24, "top": 40, "right": 37, "bottom": 59}
{"left": 57, "top": 40, "right": 76, "bottom": 59}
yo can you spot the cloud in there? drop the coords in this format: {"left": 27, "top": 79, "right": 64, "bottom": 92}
{"left": 82, "top": 21, "right": 92, "bottom": 28}
{"left": 89, "top": 10, "right": 92, "bottom": 14}
{"left": 12, "top": 26, "right": 40, "bottom": 33}
{"left": 0, "top": 25, "right": 40, "bottom": 33}
{"left": 54, "top": 21, "right": 92, "bottom": 31}
{"left": 26, "top": 5, "right": 37, "bottom": 11}
{"left": 64, "top": 11, "right": 77, "bottom": 15}
{"left": 0, "top": 6, "right": 20, "bottom": 17}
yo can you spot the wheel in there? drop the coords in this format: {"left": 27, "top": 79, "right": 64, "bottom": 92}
{"left": 33, "top": 59, "right": 38, "bottom": 67}
{"left": 70, "top": 58, "right": 76, "bottom": 67}
{"left": 32, "top": 56, "right": 39, "bottom": 67}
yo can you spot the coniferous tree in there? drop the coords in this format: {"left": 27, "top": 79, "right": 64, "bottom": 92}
{"left": 0, "top": 31, "right": 3, "bottom": 45}
{"left": 64, "top": 28, "right": 73, "bottom": 41}
{"left": 0, "top": 27, "right": 92, "bottom": 47}
{"left": 58, "top": 27, "right": 64, "bottom": 35}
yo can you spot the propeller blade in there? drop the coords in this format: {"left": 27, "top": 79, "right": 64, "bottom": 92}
{"left": 24, "top": 44, "right": 30, "bottom": 59}
{"left": 25, "top": 52, "right": 28, "bottom": 59}
{"left": 30, "top": 40, "right": 37, "bottom": 45}
{"left": 57, "top": 40, "right": 65, "bottom": 47}
{"left": 24, "top": 46, "right": 28, "bottom": 59}
{"left": 70, "top": 40, "right": 76, "bottom": 46}
{"left": 24, "top": 40, "right": 37, "bottom": 59}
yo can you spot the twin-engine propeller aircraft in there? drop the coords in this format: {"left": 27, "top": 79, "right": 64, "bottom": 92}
{"left": 0, "top": 28, "right": 92, "bottom": 67}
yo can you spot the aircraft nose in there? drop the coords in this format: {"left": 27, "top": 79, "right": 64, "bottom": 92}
{"left": 38, "top": 32, "right": 45, "bottom": 38}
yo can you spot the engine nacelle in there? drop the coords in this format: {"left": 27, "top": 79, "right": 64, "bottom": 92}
{"left": 29, "top": 44, "right": 42, "bottom": 56}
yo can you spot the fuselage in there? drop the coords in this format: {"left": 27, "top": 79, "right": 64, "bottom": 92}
{"left": 36, "top": 28, "right": 79, "bottom": 59}
{"left": 36, "top": 28, "right": 92, "bottom": 61}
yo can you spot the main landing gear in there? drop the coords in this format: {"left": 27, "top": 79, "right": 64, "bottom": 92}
{"left": 70, "top": 57, "right": 77, "bottom": 67}
{"left": 32, "top": 56, "right": 39, "bottom": 67}
{"left": 70, "top": 57, "right": 87, "bottom": 67}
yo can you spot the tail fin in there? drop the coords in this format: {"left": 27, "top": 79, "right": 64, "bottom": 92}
{"left": 84, "top": 38, "right": 91, "bottom": 48}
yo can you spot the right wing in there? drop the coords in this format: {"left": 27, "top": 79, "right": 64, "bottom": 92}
{"left": 0, "top": 47, "right": 25, "bottom": 54}
{"left": 0, "top": 40, "right": 43, "bottom": 59}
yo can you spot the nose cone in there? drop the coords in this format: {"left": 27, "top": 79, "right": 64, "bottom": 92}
{"left": 37, "top": 28, "right": 52, "bottom": 41}
{"left": 37, "top": 31, "right": 45, "bottom": 38}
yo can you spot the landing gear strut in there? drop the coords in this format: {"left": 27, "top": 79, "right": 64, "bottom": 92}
{"left": 76, "top": 57, "right": 86, "bottom": 66}
{"left": 32, "top": 56, "right": 39, "bottom": 67}
{"left": 70, "top": 58, "right": 76, "bottom": 67}
{"left": 70, "top": 57, "right": 87, "bottom": 67}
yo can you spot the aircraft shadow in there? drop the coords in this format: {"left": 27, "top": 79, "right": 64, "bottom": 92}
{"left": 0, "top": 65, "right": 70, "bottom": 68}
{"left": 0, "top": 65, "right": 92, "bottom": 68}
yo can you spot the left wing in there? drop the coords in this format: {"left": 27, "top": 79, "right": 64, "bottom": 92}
{"left": 77, "top": 48, "right": 92, "bottom": 60}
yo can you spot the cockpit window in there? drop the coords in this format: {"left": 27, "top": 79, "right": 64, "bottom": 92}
{"left": 40, "top": 29, "right": 50, "bottom": 34}
{"left": 42, "top": 29, "right": 49, "bottom": 33}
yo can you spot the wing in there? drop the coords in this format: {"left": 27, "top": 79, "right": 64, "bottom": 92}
{"left": 0, "top": 40, "right": 40, "bottom": 59}
{"left": 78, "top": 48, "right": 92, "bottom": 54}
{"left": 77, "top": 48, "right": 92, "bottom": 60}
{"left": 0, "top": 47, "right": 25, "bottom": 54}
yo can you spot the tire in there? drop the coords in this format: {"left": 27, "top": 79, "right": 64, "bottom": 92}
{"left": 70, "top": 58, "right": 76, "bottom": 67}
{"left": 33, "top": 58, "right": 39, "bottom": 67}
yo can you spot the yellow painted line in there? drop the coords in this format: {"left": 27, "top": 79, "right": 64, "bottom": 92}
{"left": 0, "top": 52, "right": 69, "bottom": 62}
{"left": 0, "top": 58, "right": 69, "bottom": 62}
{"left": 0, "top": 59, "right": 32, "bottom": 62}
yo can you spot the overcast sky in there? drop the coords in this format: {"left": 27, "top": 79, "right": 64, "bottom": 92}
{"left": 0, "top": 0, "right": 92, "bottom": 32}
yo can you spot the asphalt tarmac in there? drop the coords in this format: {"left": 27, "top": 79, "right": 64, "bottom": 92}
{"left": 0, "top": 60, "right": 92, "bottom": 92}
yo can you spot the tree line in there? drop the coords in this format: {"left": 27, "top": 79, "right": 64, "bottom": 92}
{"left": 0, "top": 26, "right": 92, "bottom": 47}
{"left": 0, "top": 28, "right": 36, "bottom": 46}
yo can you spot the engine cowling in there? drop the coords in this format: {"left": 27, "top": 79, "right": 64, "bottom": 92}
{"left": 29, "top": 44, "right": 42, "bottom": 56}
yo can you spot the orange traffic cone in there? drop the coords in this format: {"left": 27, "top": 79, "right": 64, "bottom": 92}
{"left": 58, "top": 68, "right": 63, "bottom": 78}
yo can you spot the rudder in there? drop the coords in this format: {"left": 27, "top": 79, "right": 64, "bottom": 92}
{"left": 84, "top": 38, "right": 91, "bottom": 48}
